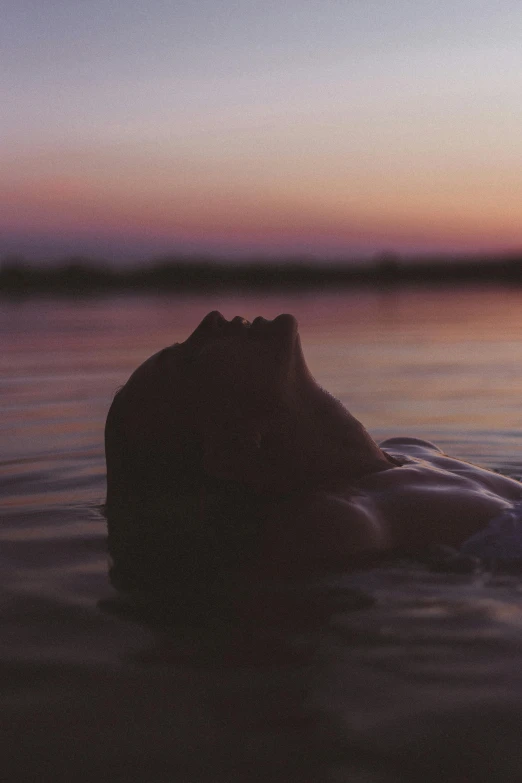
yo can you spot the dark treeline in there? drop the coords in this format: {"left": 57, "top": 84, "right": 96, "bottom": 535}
{"left": 2, "top": 252, "right": 522, "bottom": 295}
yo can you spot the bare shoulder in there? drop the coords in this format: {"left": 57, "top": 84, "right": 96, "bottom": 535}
{"left": 380, "top": 436, "right": 444, "bottom": 455}
{"left": 257, "top": 491, "right": 388, "bottom": 574}
{"left": 256, "top": 438, "right": 522, "bottom": 569}
{"left": 353, "top": 438, "right": 522, "bottom": 549}
{"left": 377, "top": 437, "right": 522, "bottom": 500}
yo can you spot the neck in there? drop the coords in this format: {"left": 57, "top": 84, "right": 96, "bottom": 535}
{"left": 250, "top": 384, "right": 393, "bottom": 495}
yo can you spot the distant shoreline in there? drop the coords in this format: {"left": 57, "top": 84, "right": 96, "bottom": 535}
{"left": 2, "top": 253, "right": 522, "bottom": 295}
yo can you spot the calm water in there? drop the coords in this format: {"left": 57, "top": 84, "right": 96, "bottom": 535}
{"left": 4, "top": 286, "right": 522, "bottom": 781}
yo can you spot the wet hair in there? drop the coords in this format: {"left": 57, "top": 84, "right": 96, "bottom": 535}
{"left": 104, "top": 391, "right": 263, "bottom": 606}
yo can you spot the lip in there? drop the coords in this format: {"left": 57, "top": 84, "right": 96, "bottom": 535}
{"left": 250, "top": 316, "right": 268, "bottom": 333}
{"left": 251, "top": 313, "right": 297, "bottom": 337}
{"left": 228, "top": 315, "right": 252, "bottom": 334}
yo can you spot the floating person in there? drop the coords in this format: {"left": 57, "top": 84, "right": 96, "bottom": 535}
{"left": 104, "top": 311, "right": 522, "bottom": 597}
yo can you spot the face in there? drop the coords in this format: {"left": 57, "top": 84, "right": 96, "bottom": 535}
{"left": 183, "top": 311, "right": 303, "bottom": 426}
{"left": 108, "top": 311, "right": 307, "bottom": 454}
{"left": 106, "top": 311, "right": 389, "bottom": 499}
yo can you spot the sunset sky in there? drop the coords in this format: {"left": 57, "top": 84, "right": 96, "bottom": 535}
{"left": 2, "top": 0, "right": 522, "bottom": 263}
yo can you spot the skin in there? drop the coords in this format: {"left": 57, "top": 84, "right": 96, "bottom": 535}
{"left": 105, "top": 311, "right": 522, "bottom": 582}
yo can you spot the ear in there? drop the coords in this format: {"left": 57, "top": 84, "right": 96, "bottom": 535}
{"left": 202, "top": 431, "right": 262, "bottom": 482}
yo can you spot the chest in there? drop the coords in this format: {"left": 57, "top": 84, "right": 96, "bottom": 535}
{"left": 374, "top": 483, "right": 512, "bottom": 550}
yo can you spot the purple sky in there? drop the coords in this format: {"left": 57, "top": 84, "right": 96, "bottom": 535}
{"left": 2, "top": 0, "right": 522, "bottom": 263}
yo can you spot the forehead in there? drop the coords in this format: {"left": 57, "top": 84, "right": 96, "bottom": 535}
{"left": 125, "top": 344, "right": 183, "bottom": 395}
{"left": 108, "top": 343, "right": 187, "bottom": 436}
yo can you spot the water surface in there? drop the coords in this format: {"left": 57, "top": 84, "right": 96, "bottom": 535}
{"left": 3, "top": 286, "right": 522, "bottom": 781}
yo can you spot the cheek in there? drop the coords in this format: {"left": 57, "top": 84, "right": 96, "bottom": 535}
{"left": 192, "top": 346, "right": 286, "bottom": 419}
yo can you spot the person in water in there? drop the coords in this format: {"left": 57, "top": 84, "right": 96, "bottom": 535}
{"left": 105, "top": 311, "right": 522, "bottom": 593}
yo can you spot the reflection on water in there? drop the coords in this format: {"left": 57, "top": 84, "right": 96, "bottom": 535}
{"left": 3, "top": 285, "right": 522, "bottom": 780}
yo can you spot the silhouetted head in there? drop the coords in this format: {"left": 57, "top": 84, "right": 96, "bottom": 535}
{"left": 104, "top": 311, "right": 391, "bottom": 594}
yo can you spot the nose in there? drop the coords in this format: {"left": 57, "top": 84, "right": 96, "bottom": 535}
{"left": 202, "top": 310, "right": 227, "bottom": 329}
{"left": 185, "top": 310, "right": 227, "bottom": 345}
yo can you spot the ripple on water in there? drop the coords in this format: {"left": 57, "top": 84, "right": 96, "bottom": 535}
{"left": 5, "top": 290, "right": 522, "bottom": 779}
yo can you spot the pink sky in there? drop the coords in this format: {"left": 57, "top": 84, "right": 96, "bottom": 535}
{"left": 2, "top": 1, "right": 522, "bottom": 262}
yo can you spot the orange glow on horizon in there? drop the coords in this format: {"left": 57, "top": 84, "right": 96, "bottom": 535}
{"left": 2, "top": 141, "right": 522, "bottom": 256}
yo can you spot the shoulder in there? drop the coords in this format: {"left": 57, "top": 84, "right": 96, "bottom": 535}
{"left": 355, "top": 439, "right": 522, "bottom": 549}
{"left": 380, "top": 436, "right": 444, "bottom": 454}
{"left": 257, "top": 490, "right": 388, "bottom": 575}
{"left": 378, "top": 438, "right": 522, "bottom": 500}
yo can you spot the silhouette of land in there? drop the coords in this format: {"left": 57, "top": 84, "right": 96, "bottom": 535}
{"left": 2, "top": 252, "right": 522, "bottom": 295}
